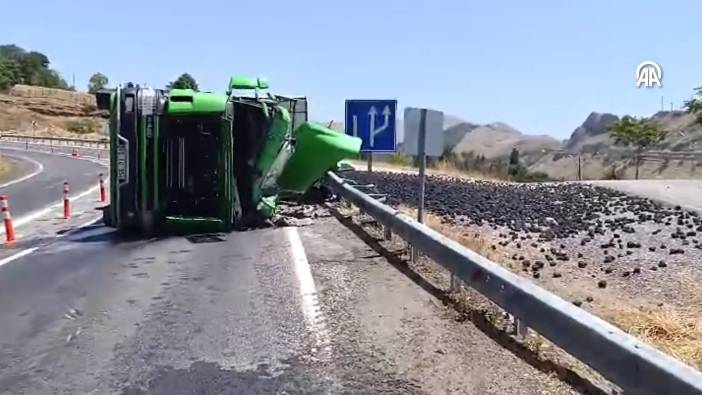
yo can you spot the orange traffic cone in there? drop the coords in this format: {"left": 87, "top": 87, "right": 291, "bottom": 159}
{"left": 1, "top": 195, "right": 16, "bottom": 243}
{"left": 63, "top": 181, "right": 71, "bottom": 219}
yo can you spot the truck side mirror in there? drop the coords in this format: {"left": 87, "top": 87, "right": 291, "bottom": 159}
{"left": 95, "top": 89, "right": 114, "bottom": 110}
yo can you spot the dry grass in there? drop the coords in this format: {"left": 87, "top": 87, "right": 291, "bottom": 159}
{"left": 9, "top": 85, "right": 95, "bottom": 106}
{"left": 346, "top": 158, "right": 501, "bottom": 181}
{"left": 0, "top": 95, "right": 106, "bottom": 139}
{"left": 398, "top": 203, "right": 702, "bottom": 372}
{"left": 430, "top": 158, "right": 503, "bottom": 181}
{"left": 397, "top": 205, "right": 499, "bottom": 261}
{"left": 599, "top": 301, "right": 702, "bottom": 370}
{"left": 395, "top": 204, "right": 614, "bottom": 390}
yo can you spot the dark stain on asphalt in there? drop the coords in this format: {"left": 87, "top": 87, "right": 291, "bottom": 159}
{"left": 119, "top": 359, "right": 328, "bottom": 394}
{"left": 118, "top": 357, "right": 421, "bottom": 395}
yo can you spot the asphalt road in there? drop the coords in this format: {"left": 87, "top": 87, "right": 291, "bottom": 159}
{"left": 0, "top": 211, "right": 575, "bottom": 394}
{"left": 589, "top": 179, "right": 702, "bottom": 212}
{"left": 0, "top": 148, "right": 105, "bottom": 219}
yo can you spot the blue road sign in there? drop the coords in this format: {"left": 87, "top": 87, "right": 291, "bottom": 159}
{"left": 345, "top": 99, "right": 397, "bottom": 152}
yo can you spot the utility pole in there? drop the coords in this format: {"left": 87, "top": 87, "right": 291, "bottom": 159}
{"left": 577, "top": 154, "right": 582, "bottom": 181}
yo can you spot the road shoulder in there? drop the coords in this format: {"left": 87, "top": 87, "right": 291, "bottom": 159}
{"left": 298, "top": 208, "right": 577, "bottom": 394}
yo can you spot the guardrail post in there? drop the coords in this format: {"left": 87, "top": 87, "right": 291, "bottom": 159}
{"left": 514, "top": 316, "right": 529, "bottom": 341}
{"left": 450, "top": 273, "right": 461, "bottom": 293}
{"left": 383, "top": 226, "right": 392, "bottom": 241}
{"left": 99, "top": 173, "right": 106, "bottom": 202}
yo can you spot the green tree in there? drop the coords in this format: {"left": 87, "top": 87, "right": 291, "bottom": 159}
{"left": 34, "top": 69, "right": 69, "bottom": 89}
{"left": 88, "top": 72, "right": 109, "bottom": 93}
{"left": 508, "top": 147, "right": 521, "bottom": 177}
{"left": 167, "top": 73, "right": 198, "bottom": 90}
{"left": 684, "top": 86, "right": 702, "bottom": 123}
{"left": 19, "top": 51, "right": 50, "bottom": 84}
{"left": 0, "top": 44, "right": 25, "bottom": 59}
{"left": 0, "top": 44, "right": 68, "bottom": 90}
{"left": 607, "top": 116, "right": 666, "bottom": 179}
{"left": 0, "top": 57, "right": 21, "bottom": 90}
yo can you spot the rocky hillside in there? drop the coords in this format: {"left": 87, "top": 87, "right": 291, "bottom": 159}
{"left": 0, "top": 85, "right": 107, "bottom": 139}
{"left": 324, "top": 114, "right": 560, "bottom": 165}
{"left": 448, "top": 121, "right": 560, "bottom": 164}
{"left": 564, "top": 112, "right": 619, "bottom": 152}
{"left": 529, "top": 110, "right": 702, "bottom": 180}
{"left": 562, "top": 110, "right": 702, "bottom": 153}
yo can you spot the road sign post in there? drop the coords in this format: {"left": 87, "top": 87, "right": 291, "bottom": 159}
{"left": 404, "top": 107, "right": 444, "bottom": 263}
{"left": 417, "top": 109, "right": 427, "bottom": 224}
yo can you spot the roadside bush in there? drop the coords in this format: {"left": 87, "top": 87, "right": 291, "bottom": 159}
{"left": 602, "top": 165, "right": 622, "bottom": 180}
{"left": 508, "top": 164, "right": 552, "bottom": 183}
{"left": 65, "top": 118, "right": 98, "bottom": 135}
{"left": 387, "top": 153, "right": 413, "bottom": 166}
{"left": 513, "top": 170, "right": 552, "bottom": 183}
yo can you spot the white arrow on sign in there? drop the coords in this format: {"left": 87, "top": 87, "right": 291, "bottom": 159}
{"left": 369, "top": 105, "right": 391, "bottom": 147}
{"left": 352, "top": 115, "right": 358, "bottom": 137}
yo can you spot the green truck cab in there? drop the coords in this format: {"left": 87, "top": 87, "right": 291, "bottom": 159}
{"left": 96, "top": 76, "right": 362, "bottom": 234}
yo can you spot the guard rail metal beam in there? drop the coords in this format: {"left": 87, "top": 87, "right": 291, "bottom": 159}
{"left": 0, "top": 133, "right": 109, "bottom": 148}
{"left": 325, "top": 170, "right": 702, "bottom": 395}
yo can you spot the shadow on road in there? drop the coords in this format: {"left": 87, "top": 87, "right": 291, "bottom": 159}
{"left": 327, "top": 204, "right": 607, "bottom": 395}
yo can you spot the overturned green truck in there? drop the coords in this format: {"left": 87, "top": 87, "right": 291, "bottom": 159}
{"left": 95, "top": 77, "right": 361, "bottom": 233}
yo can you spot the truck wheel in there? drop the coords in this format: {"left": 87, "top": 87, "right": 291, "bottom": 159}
{"left": 101, "top": 205, "right": 113, "bottom": 227}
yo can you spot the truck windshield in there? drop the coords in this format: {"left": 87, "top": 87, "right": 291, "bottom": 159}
{"left": 162, "top": 115, "right": 221, "bottom": 218}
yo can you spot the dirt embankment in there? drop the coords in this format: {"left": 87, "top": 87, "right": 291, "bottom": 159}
{"left": 0, "top": 85, "right": 108, "bottom": 140}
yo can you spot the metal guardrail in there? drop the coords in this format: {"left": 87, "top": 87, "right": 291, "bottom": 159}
{"left": 0, "top": 133, "right": 109, "bottom": 149}
{"left": 641, "top": 151, "right": 702, "bottom": 162}
{"left": 325, "top": 170, "right": 702, "bottom": 395}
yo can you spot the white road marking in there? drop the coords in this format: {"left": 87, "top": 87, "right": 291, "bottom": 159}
{"left": 0, "top": 184, "right": 101, "bottom": 236}
{"left": 0, "top": 247, "right": 39, "bottom": 268}
{"left": 0, "top": 198, "right": 103, "bottom": 269}
{"left": 286, "top": 226, "right": 332, "bottom": 354}
{"left": 0, "top": 154, "right": 44, "bottom": 188}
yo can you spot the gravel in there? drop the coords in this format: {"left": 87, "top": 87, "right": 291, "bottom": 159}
{"left": 344, "top": 171, "right": 702, "bottom": 309}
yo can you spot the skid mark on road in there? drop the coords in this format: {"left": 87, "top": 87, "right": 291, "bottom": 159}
{"left": 286, "top": 226, "right": 332, "bottom": 356}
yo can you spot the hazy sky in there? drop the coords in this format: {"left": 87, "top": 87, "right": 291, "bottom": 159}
{"left": 3, "top": 0, "right": 701, "bottom": 138}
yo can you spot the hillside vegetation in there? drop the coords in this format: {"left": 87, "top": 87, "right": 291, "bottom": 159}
{"left": 0, "top": 44, "right": 70, "bottom": 91}
{"left": 0, "top": 86, "right": 107, "bottom": 139}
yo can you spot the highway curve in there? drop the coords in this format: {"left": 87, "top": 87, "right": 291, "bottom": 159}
{"left": 0, "top": 148, "right": 105, "bottom": 220}
{"left": 0, "top": 210, "right": 576, "bottom": 394}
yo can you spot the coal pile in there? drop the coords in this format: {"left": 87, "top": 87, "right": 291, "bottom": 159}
{"left": 344, "top": 171, "right": 702, "bottom": 264}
